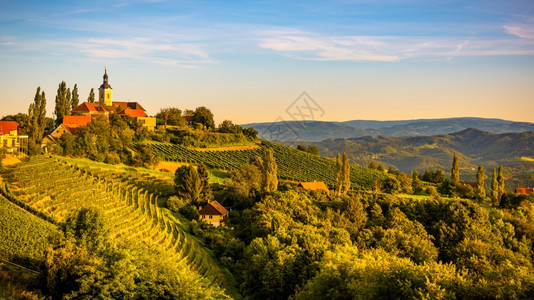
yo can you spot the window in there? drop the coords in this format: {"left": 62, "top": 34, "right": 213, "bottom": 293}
{"left": 209, "top": 215, "right": 213, "bottom": 219}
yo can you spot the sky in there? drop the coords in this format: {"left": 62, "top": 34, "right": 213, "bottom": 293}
{"left": 1, "top": 0, "right": 534, "bottom": 125}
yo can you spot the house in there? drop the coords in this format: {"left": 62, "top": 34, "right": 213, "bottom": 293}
{"left": 0, "top": 121, "right": 28, "bottom": 155}
{"left": 42, "top": 115, "right": 93, "bottom": 149}
{"left": 297, "top": 181, "right": 330, "bottom": 194}
{"left": 184, "top": 115, "right": 194, "bottom": 126}
{"left": 199, "top": 201, "right": 229, "bottom": 227}
{"left": 516, "top": 188, "right": 534, "bottom": 195}
{"left": 71, "top": 102, "right": 109, "bottom": 116}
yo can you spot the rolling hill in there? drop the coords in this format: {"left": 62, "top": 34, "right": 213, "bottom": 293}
{"left": 308, "top": 128, "right": 534, "bottom": 187}
{"left": 244, "top": 117, "right": 534, "bottom": 142}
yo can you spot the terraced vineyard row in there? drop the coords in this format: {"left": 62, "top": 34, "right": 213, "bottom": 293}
{"left": 150, "top": 141, "right": 387, "bottom": 190}
{"left": 3, "top": 156, "right": 228, "bottom": 289}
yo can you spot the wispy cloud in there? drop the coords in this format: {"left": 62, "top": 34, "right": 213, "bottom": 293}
{"left": 504, "top": 19, "right": 534, "bottom": 39}
{"left": 257, "top": 28, "right": 534, "bottom": 61}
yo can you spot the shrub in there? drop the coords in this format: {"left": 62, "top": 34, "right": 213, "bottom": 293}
{"left": 179, "top": 205, "right": 200, "bottom": 220}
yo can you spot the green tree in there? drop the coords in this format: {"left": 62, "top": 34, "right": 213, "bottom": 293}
{"left": 497, "top": 166, "right": 505, "bottom": 200}
{"left": 491, "top": 168, "right": 499, "bottom": 206}
{"left": 335, "top": 154, "right": 342, "bottom": 196}
{"left": 174, "top": 164, "right": 211, "bottom": 205}
{"left": 307, "top": 145, "right": 319, "bottom": 155}
{"left": 475, "top": 165, "right": 487, "bottom": 202}
{"left": 411, "top": 170, "right": 423, "bottom": 193}
{"left": 27, "top": 86, "right": 47, "bottom": 149}
{"left": 262, "top": 149, "right": 278, "bottom": 193}
{"left": 218, "top": 120, "right": 241, "bottom": 133}
{"left": 341, "top": 152, "right": 351, "bottom": 194}
{"left": 54, "top": 81, "right": 71, "bottom": 126}
{"left": 156, "top": 107, "right": 185, "bottom": 129}
{"left": 296, "top": 144, "right": 307, "bottom": 152}
{"left": 451, "top": 152, "right": 460, "bottom": 183}
{"left": 71, "top": 84, "right": 79, "bottom": 109}
{"left": 87, "top": 88, "right": 95, "bottom": 103}
{"left": 192, "top": 106, "right": 215, "bottom": 129}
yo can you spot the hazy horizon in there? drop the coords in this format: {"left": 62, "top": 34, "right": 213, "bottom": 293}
{"left": 1, "top": 0, "right": 533, "bottom": 124}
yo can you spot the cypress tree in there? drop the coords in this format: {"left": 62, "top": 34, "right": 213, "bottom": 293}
{"left": 412, "top": 170, "right": 422, "bottom": 192}
{"left": 491, "top": 168, "right": 499, "bottom": 206}
{"left": 197, "top": 163, "right": 212, "bottom": 203}
{"left": 28, "top": 87, "right": 47, "bottom": 147}
{"left": 262, "top": 150, "right": 278, "bottom": 192}
{"left": 71, "top": 84, "right": 79, "bottom": 109}
{"left": 54, "top": 81, "right": 69, "bottom": 126}
{"left": 451, "top": 153, "right": 460, "bottom": 183}
{"left": 497, "top": 166, "right": 505, "bottom": 200}
{"left": 341, "top": 152, "right": 351, "bottom": 194}
{"left": 174, "top": 165, "right": 202, "bottom": 205}
{"left": 87, "top": 88, "right": 95, "bottom": 103}
{"left": 475, "top": 165, "right": 487, "bottom": 202}
{"left": 335, "top": 153, "right": 342, "bottom": 196}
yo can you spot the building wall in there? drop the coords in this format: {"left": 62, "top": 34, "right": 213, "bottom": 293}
{"left": 138, "top": 117, "right": 157, "bottom": 131}
{"left": 200, "top": 214, "right": 227, "bottom": 227}
{"left": 1, "top": 131, "right": 28, "bottom": 154}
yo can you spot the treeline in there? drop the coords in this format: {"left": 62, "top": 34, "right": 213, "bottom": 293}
{"left": 191, "top": 189, "right": 534, "bottom": 299}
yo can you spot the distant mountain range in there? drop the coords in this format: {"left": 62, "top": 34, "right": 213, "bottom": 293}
{"left": 244, "top": 117, "right": 534, "bottom": 142}
{"left": 304, "top": 128, "right": 534, "bottom": 192}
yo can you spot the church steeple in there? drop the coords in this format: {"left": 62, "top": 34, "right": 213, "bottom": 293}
{"left": 98, "top": 68, "right": 112, "bottom": 106}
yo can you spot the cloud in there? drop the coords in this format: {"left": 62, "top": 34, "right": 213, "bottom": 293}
{"left": 0, "top": 36, "right": 16, "bottom": 46}
{"left": 504, "top": 23, "right": 534, "bottom": 39}
{"left": 257, "top": 28, "right": 534, "bottom": 61}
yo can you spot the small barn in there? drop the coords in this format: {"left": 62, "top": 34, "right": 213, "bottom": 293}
{"left": 199, "top": 201, "right": 229, "bottom": 227}
{"left": 297, "top": 181, "right": 330, "bottom": 195}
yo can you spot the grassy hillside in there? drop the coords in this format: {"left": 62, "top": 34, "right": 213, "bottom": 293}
{"left": 1, "top": 156, "right": 238, "bottom": 296}
{"left": 0, "top": 193, "right": 58, "bottom": 270}
{"left": 148, "top": 140, "right": 388, "bottom": 190}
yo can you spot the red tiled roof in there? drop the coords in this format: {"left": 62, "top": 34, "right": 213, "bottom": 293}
{"left": 119, "top": 109, "right": 148, "bottom": 118}
{"left": 516, "top": 188, "right": 534, "bottom": 195}
{"left": 199, "top": 201, "right": 229, "bottom": 216}
{"left": 63, "top": 115, "right": 92, "bottom": 127}
{"left": 72, "top": 102, "right": 107, "bottom": 113}
{"left": 298, "top": 181, "right": 330, "bottom": 194}
{"left": 112, "top": 101, "right": 146, "bottom": 111}
{"left": 0, "top": 121, "right": 18, "bottom": 135}
{"left": 184, "top": 115, "right": 193, "bottom": 121}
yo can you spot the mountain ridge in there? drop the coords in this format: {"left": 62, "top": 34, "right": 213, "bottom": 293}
{"left": 243, "top": 117, "right": 534, "bottom": 142}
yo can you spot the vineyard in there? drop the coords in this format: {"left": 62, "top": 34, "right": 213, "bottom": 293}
{"left": 149, "top": 141, "right": 387, "bottom": 190}
{"left": 0, "top": 193, "right": 58, "bottom": 270}
{"left": 1, "top": 156, "right": 234, "bottom": 293}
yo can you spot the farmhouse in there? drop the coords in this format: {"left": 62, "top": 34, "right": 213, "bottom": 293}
{"left": 297, "top": 181, "right": 330, "bottom": 194}
{"left": 199, "top": 201, "right": 229, "bottom": 227}
{"left": 0, "top": 121, "right": 28, "bottom": 155}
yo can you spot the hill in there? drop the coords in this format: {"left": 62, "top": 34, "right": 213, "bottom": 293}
{"left": 148, "top": 140, "right": 388, "bottom": 190}
{"left": 309, "top": 128, "right": 534, "bottom": 187}
{"left": 244, "top": 117, "right": 534, "bottom": 141}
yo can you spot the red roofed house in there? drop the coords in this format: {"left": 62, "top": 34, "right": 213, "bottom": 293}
{"left": 184, "top": 115, "right": 194, "bottom": 126}
{"left": 43, "top": 115, "right": 93, "bottom": 148}
{"left": 0, "top": 121, "right": 28, "bottom": 154}
{"left": 199, "top": 201, "right": 229, "bottom": 227}
{"left": 298, "top": 181, "right": 330, "bottom": 195}
{"left": 71, "top": 102, "right": 109, "bottom": 116}
{"left": 516, "top": 188, "right": 534, "bottom": 195}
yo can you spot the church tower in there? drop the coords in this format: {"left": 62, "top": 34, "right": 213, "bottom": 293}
{"left": 99, "top": 68, "right": 112, "bottom": 106}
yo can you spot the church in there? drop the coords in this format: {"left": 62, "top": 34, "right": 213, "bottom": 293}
{"left": 44, "top": 69, "right": 156, "bottom": 145}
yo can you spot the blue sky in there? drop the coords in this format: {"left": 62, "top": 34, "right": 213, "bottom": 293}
{"left": 1, "top": 0, "right": 533, "bottom": 124}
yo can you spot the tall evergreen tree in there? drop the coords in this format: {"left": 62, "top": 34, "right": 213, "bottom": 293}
{"left": 196, "top": 163, "right": 212, "bottom": 202}
{"left": 497, "top": 166, "right": 505, "bottom": 200}
{"left": 54, "top": 81, "right": 70, "bottom": 126}
{"left": 451, "top": 153, "right": 460, "bottom": 183}
{"left": 335, "top": 153, "right": 342, "bottom": 196}
{"left": 87, "top": 88, "right": 95, "bottom": 103}
{"left": 28, "top": 86, "right": 47, "bottom": 146}
{"left": 341, "top": 152, "right": 351, "bottom": 194}
{"left": 412, "top": 170, "right": 422, "bottom": 192}
{"left": 491, "top": 168, "right": 499, "bottom": 206}
{"left": 262, "top": 149, "right": 278, "bottom": 192}
{"left": 174, "top": 165, "right": 202, "bottom": 205}
{"left": 71, "top": 84, "right": 79, "bottom": 109}
{"left": 475, "top": 165, "right": 487, "bottom": 202}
